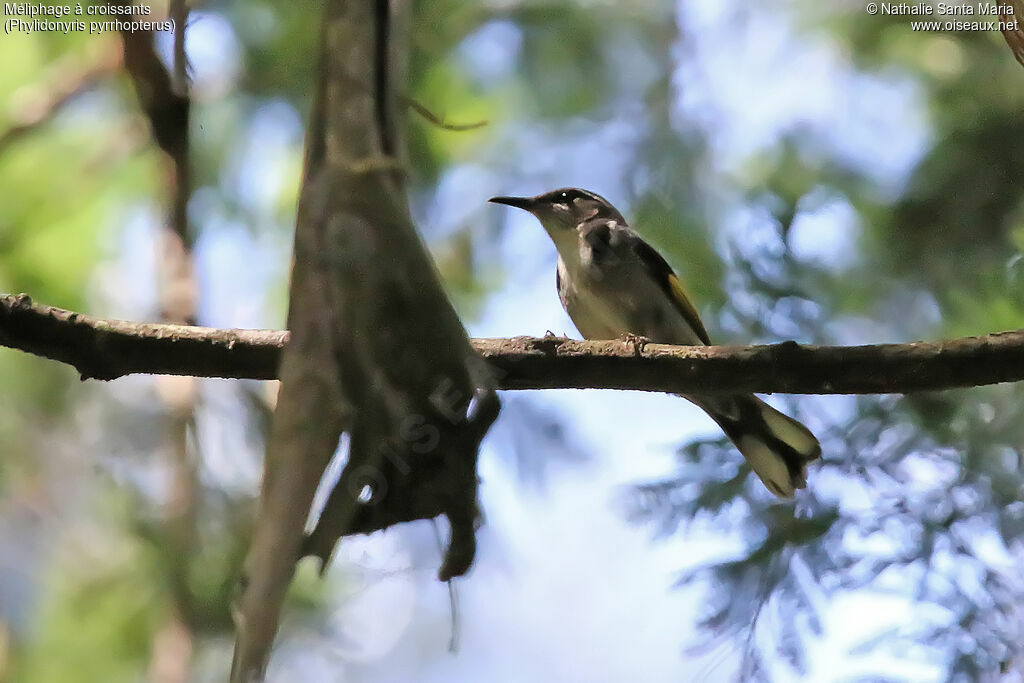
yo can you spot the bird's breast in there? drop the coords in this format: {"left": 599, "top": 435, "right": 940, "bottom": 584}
{"left": 556, "top": 257, "right": 634, "bottom": 340}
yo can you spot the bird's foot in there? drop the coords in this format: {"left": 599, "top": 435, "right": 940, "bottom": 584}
{"left": 621, "top": 333, "right": 650, "bottom": 355}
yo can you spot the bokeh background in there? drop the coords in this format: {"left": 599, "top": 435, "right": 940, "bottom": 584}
{"left": 2, "top": 0, "right": 1024, "bottom": 681}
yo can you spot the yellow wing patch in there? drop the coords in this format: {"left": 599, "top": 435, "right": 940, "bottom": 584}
{"left": 667, "top": 274, "right": 711, "bottom": 345}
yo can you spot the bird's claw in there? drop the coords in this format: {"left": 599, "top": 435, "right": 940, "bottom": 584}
{"left": 622, "top": 333, "right": 650, "bottom": 355}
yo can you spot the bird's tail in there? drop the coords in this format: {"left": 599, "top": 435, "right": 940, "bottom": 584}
{"left": 692, "top": 394, "right": 821, "bottom": 497}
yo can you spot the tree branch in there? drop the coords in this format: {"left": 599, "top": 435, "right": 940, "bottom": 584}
{"left": 4, "top": 292, "right": 1024, "bottom": 395}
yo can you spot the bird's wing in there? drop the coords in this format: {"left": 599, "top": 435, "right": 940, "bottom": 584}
{"left": 633, "top": 238, "right": 711, "bottom": 345}
{"left": 580, "top": 219, "right": 712, "bottom": 345}
{"left": 624, "top": 230, "right": 712, "bottom": 346}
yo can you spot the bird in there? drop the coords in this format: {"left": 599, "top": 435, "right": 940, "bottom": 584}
{"left": 489, "top": 187, "right": 821, "bottom": 497}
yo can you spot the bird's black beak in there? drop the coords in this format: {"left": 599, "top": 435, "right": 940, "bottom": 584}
{"left": 488, "top": 195, "right": 537, "bottom": 211}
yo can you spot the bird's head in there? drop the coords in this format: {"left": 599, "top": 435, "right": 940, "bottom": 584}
{"left": 489, "top": 188, "right": 625, "bottom": 243}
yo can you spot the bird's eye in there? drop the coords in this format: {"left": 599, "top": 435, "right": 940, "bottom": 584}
{"left": 559, "top": 192, "right": 568, "bottom": 200}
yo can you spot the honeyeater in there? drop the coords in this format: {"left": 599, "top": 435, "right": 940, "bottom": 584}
{"left": 490, "top": 188, "right": 821, "bottom": 497}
